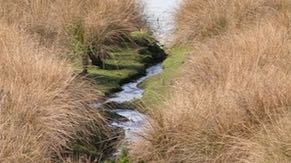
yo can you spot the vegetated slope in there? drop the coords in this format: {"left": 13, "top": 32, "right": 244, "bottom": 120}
{"left": 175, "top": 0, "right": 291, "bottom": 43}
{"left": 0, "top": 1, "right": 150, "bottom": 162}
{"left": 130, "top": 0, "right": 291, "bottom": 162}
{"left": 0, "top": 0, "right": 145, "bottom": 71}
{"left": 0, "top": 24, "right": 109, "bottom": 162}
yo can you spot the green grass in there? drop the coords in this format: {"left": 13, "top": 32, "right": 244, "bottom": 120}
{"left": 70, "top": 31, "right": 166, "bottom": 161}
{"left": 73, "top": 31, "right": 166, "bottom": 96}
{"left": 130, "top": 30, "right": 156, "bottom": 45}
{"left": 136, "top": 47, "right": 189, "bottom": 108}
{"left": 86, "top": 48, "right": 146, "bottom": 95}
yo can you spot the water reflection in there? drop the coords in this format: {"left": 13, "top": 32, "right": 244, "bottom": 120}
{"left": 141, "top": 0, "right": 181, "bottom": 42}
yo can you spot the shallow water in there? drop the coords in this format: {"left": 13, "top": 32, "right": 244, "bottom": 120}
{"left": 108, "top": 0, "right": 181, "bottom": 143}
{"left": 106, "top": 64, "right": 163, "bottom": 104}
{"left": 141, "top": 0, "right": 181, "bottom": 43}
{"left": 108, "top": 64, "right": 163, "bottom": 142}
{"left": 111, "top": 109, "right": 148, "bottom": 142}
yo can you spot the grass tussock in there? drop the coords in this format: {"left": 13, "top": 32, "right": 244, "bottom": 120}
{"left": 0, "top": 0, "right": 144, "bottom": 68}
{"left": 0, "top": 24, "right": 108, "bottom": 162}
{"left": 131, "top": 1, "right": 291, "bottom": 162}
{"left": 175, "top": 0, "right": 291, "bottom": 43}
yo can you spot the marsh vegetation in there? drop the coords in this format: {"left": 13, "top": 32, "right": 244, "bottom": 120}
{"left": 1, "top": 0, "right": 291, "bottom": 163}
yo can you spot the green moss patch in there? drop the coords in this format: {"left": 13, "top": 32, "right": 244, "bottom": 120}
{"left": 135, "top": 47, "right": 189, "bottom": 108}
{"left": 74, "top": 31, "right": 166, "bottom": 96}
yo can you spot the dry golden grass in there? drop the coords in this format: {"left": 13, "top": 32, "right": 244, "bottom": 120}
{"left": 0, "top": 1, "right": 146, "bottom": 162}
{"left": 0, "top": 24, "right": 108, "bottom": 163}
{"left": 175, "top": 0, "right": 291, "bottom": 43}
{"left": 130, "top": 1, "right": 291, "bottom": 162}
{"left": 0, "top": 0, "right": 144, "bottom": 64}
{"left": 132, "top": 20, "right": 291, "bottom": 163}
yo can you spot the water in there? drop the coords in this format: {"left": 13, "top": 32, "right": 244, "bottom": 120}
{"left": 111, "top": 109, "right": 148, "bottom": 142}
{"left": 107, "top": 0, "right": 181, "bottom": 144}
{"left": 108, "top": 64, "right": 163, "bottom": 142}
{"left": 106, "top": 64, "right": 163, "bottom": 103}
{"left": 141, "top": 0, "right": 181, "bottom": 43}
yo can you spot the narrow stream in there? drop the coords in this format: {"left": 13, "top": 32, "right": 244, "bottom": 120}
{"left": 108, "top": 64, "right": 163, "bottom": 142}
{"left": 104, "top": 0, "right": 181, "bottom": 144}
{"left": 106, "top": 64, "right": 163, "bottom": 104}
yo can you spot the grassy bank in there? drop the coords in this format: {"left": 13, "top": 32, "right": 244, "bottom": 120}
{"left": 75, "top": 32, "right": 166, "bottom": 96}
{"left": 130, "top": 0, "right": 291, "bottom": 162}
{"left": 0, "top": 24, "right": 109, "bottom": 163}
{"left": 87, "top": 47, "right": 146, "bottom": 95}
{"left": 0, "top": 0, "right": 145, "bottom": 72}
{"left": 0, "top": 0, "right": 155, "bottom": 162}
{"left": 137, "top": 47, "right": 189, "bottom": 108}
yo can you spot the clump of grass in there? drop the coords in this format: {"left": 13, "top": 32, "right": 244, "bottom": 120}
{"left": 130, "top": 7, "right": 291, "bottom": 163}
{"left": 175, "top": 0, "right": 291, "bottom": 43}
{"left": 0, "top": 0, "right": 145, "bottom": 70}
{"left": 0, "top": 24, "right": 108, "bottom": 162}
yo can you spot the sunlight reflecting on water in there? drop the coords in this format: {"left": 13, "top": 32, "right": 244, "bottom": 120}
{"left": 141, "top": 0, "right": 181, "bottom": 43}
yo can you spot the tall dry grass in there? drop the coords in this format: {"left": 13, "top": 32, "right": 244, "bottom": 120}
{"left": 0, "top": 0, "right": 145, "bottom": 162}
{"left": 0, "top": 24, "right": 108, "bottom": 163}
{"left": 0, "top": 0, "right": 144, "bottom": 68}
{"left": 174, "top": 0, "right": 291, "bottom": 43}
{"left": 130, "top": 1, "right": 291, "bottom": 162}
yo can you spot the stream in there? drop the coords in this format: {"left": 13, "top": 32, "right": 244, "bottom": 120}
{"left": 142, "top": 0, "right": 181, "bottom": 43}
{"left": 107, "top": 64, "right": 163, "bottom": 142}
{"left": 104, "top": 0, "right": 181, "bottom": 144}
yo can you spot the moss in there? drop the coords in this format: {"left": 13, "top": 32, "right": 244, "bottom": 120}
{"left": 85, "top": 47, "right": 147, "bottom": 95}
{"left": 131, "top": 30, "right": 156, "bottom": 45}
{"left": 73, "top": 31, "right": 166, "bottom": 96}
{"left": 134, "top": 47, "right": 189, "bottom": 108}
{"left": 70, "top": 31, "right": 167, "bottom": 161}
